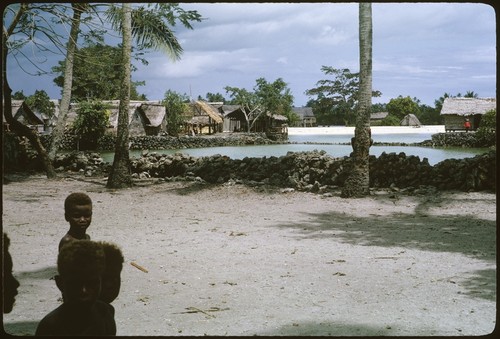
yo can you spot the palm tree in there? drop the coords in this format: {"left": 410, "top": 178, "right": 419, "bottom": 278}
{"left": 105, "top": 3, "right": 201, "bottom": 188}
{"left": 341, "top": 3, "right": 373, "bottom": 198}
{"left": 107, "top": 2, "right": 133, "bottom": 188}
{"left": 48, "top": 3, "right": 88, "bottom": 162}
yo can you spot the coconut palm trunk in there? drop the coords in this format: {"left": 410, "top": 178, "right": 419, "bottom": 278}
{"left": 48, "top": 3, "right": 86, "bottom": 161}
{"left": 341, "top": 3, "right": 373, "bottom": 198}
{"left": 106, "top": 3, "right": 133, "bottom": 188}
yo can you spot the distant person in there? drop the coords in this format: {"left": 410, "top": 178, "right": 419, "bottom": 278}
{"left": 3, "top": 233, "right": 20, "bottom": 314}
{"left": 59, "top": 192, "right": 93, "bottom": 252}
{"left": 97, "top": 241, "right": 124, "bottom": 304}
{"left": 35, "top": 240, "right": 116, "bottom": 336}
{"left": 464, "top": 118, "right": 471, "bottom": 132}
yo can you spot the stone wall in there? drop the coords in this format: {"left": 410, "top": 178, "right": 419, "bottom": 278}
{"left": 6, "top": 131, "right": 496, "bottom": 193}
{"left": 420, "top": 131, "right": 496, "bottom": 148}
{"left": 46, "top": 149, "right": 495, "bottom": 193}
{"left": 39, "top": 132, "right": 282, "bottom": 151}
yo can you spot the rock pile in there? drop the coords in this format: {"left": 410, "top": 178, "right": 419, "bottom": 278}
{"left": 47, "top": 149, "right": 496, "bottom": 193}
{"left": 420, "top": 132, "right": 495, "bottom": 148}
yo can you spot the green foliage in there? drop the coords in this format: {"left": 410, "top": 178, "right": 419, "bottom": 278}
{"left": 163, "top": 90, "right": 189, "bottom": 136}
{"left": 305, "top": 66, "right": 381, "bottom": 126}
{"left": 479, "top": 109, "right": 496, "bottom": 129}
{"left": 380, "top": 114, "right": 400, "bottom": 126}
{"left": 386, "top": 96, "right": 419, "bottom": 121}
{"left": 204, "top": 92, "right": 226, "bottom": 103}
{"left": 105, "top": 3, "right": 202, "bottom": 60}
{"left": 12, "top": 90, "right": 26, "bottom": 100}
{"left": 475, "top": 109, "right": 496, "bottom": 147}
{"left": 73, "top": 100, "right": 110, "bottom": 149}
{"left": 371, "top": 102, "right": 387, "bottom": 112}
{"left": 225, "top": 77, "right": 296, "bottom": 125}
{"left": 417, "top": 104, "right": 442, "bottom": 125}
{"left": 25, "top": 90, "right": 55, "bottom": 118}
{"left": 254, "top": 77, "right": 295, "bottom": 124}
{"left": 52, "top": 44, "right": 147, "bottom": 101}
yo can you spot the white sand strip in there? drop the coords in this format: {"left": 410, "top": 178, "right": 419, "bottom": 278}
{"left": 288, "top": 125, "right": 445, "bottom": 135}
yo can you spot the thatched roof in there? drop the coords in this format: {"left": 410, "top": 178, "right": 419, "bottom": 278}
{"left": 220, "top": 105, "right": 242, "bottom": 116}
{"left": 267, "top": 112, "right": 288, "bottom": 121}
{"left": 138, "top": 104, "right": 166, "bottom": 127}
{"left": 400, "top": 113, "right": 421, "bottom": 126}
{"left": 370, "top": 112, "right": 388, "bottom": 120}
{"left": 193, "top": 100, "right": 223, "bottom": 123}
{"left": 440, "top": 97, "right": 496, "bottom": 116}
{"left": 11, "top": 100, "right": 44, "bottom": 125}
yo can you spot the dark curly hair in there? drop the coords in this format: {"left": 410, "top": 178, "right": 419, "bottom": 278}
{"left": 58, "top": 240, "right": 105, "bottom": 278}
{"left": 98, "top": 241, "right": 124, "bottom": 271}
{"left": 64, "top": 192, "right": 92, "bottom": 212}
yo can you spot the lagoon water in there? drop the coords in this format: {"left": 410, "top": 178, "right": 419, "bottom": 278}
{"left": 101, "top": 126, "right": 489, "bottom": 166}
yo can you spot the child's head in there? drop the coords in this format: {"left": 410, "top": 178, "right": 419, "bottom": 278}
{"left": 98, "top": 241, "right": 124, "bottom": 304}
{"left": 64, "top": 193, "right": 92, "bottom": 234}
{"left": 3, "top": 233, "right": 20, "bottom": 314}
{"left": 55, "top": 240, "right": 105, "bottom": 310}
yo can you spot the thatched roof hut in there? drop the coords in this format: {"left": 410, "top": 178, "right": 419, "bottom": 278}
{"left": 185, "top": 101, "right": 224, "bottom": 134}
{"left": 440, "top": 97, "right": 496, "bottom": 131}
{"left": 193, "top": 100, "right": 223, "bottom": 124}
{"left": 135, "top": 103, "right": 167, "bottom": 135}
{"left": 400, "top": 113, "right": 421, "bottom": 126}
{"left": 10, "top": 100, "right": 46, "bottom": 133}
{"left": 292, "top": 107, "right": 316, "bottom": 127}
{"left": 440, "top": 97, "right": 496, "bottom": 116}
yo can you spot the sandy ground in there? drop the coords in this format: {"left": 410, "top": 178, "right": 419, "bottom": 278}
{"left": 2, "top": 173, "right": 496, "bottom": 336}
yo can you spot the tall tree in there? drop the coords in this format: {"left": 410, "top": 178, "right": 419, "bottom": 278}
{"left": 107, "top": 3, "right": 133, "bottom": 189}
{"left": 52, "top": 43, "right": 147, "bottom": 100}
{"left": 105, "top": 3, "right": 202, "bottom": 188}
{"left": 2, "top": 4, "right": 56, "bottom": 178}
{"left": 341, "top": 3, "right": 373, "bottom": 198}
{"left": 48, "top": 3, "right": 87, "bottom": 162}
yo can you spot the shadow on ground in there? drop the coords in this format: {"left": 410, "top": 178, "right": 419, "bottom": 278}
{"left": 16, "top": 266, "right": 57, "bottom": 280}
{"left": 272, "top": 194, "right": 496, "bottom": 301}
{"left": 257, "top": 321, "right": 392, "bottom": 336}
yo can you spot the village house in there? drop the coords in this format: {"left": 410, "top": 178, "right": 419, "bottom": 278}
{"left": 440, "top": 97, "right": 496, "bottom": 132}
{"left": 292, "top": 107, "right": 317, "bottom": 127}
{"left": 4, "top": 100, "right": 51, "bottom": 134}
{"left": 369, "top": 112, "right": 388, "bottom": 125}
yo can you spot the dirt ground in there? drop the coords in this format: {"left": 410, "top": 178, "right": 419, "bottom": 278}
{"left": 2, "top": 173, "right": 496, "bottom": 336}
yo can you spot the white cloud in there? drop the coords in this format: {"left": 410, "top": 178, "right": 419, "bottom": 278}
{"left": 6, "top": 2, "right": 496, "bottom": 107}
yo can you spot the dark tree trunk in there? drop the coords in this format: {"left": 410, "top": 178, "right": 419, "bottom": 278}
{"left": 341, "top": 3, "right": 373, "bottom": 198}
{"left": 107, "top": 3, "right": 133, "bottom": 189}
{"left": 2, "top": 13, "right": 56, "bottom": 179}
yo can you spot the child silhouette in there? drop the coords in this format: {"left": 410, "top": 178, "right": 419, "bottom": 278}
{"left": 36, "top": 240, "right": 116, "bottom": 336}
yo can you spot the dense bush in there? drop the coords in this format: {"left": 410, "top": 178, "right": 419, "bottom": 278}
{"left": 475, "top": 109, "right": 496, "bottom": 147}
{"left": 73, "top": 100, "right": 110, "bottom": 150}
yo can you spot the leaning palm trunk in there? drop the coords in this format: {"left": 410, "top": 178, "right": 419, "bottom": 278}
{"left": 341, "top": 3, "right": 373, "bottom": 198}
{"left": 107, "top": 3, "right": 133, "bottom": 188}
{"left": 48, "top": 3, "right": 85, "bottom": 161}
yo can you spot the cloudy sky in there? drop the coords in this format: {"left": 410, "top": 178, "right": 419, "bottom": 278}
{"left": 6, "top": 2, "right": 497, "bottom": 107}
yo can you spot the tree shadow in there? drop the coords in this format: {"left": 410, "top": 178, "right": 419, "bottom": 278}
{"left": 257, "top": 321, "right": 392, "bottom": 336}
{"left": 273, "top": 201, "right": 495, "bottom": 262}
{"left": 271, "top": 194, "right": 496, "bottom": 301}
{"left": 460, "top": 268, "right": 497, "bottom": 302}
{"left": 15, "top": 266, "right": 57, "bottom": 280}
